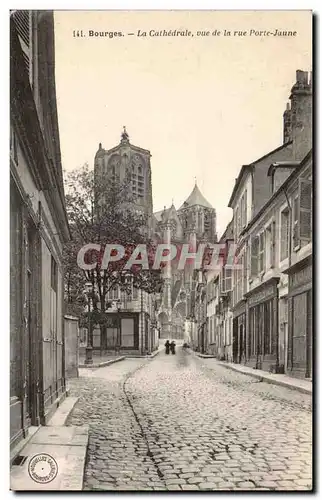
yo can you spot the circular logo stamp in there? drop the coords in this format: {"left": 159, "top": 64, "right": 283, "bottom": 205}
{"left": 28, "top": 454, "right": 58, "bottom": 484}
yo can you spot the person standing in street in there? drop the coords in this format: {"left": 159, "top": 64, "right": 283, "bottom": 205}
{"left": 170, "top": 341, "right": 176, "bottom": 355}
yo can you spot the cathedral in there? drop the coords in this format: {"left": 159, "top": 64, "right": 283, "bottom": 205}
{"left": 94, "top": 128, "right": 217, "bottom": 341}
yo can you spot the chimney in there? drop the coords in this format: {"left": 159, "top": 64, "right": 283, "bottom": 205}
{"left": 289, "top": 69, "right": 312, "bottom": 160}
{"left": 283, "top": 102, "right": 292, "bottom": 143}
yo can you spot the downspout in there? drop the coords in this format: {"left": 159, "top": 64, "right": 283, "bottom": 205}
{"left": 282, "top": 187, "right": 292, "bottom": 373}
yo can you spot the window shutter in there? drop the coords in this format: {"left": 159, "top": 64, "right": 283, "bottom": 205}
{"left": 237, "top": 205, "right": 241, "bottom": 235}
{"left": 243, "top": 246, "right": 248, "bottom": 292}
{"left": 258, "top": 232, "right": 265, "bottom": 272}
{"left": 225, "top": 267, "right": 232, "bottom": 292}
{"left": 12, "top": 11, "right": 31, "bottom": 75}
{"left": 243, "top": 190, "right": 247, "bottom": 227}
{"left": 293, "top": 195, "right": 300, "bottom": 248}
{"left": 219, "top": 268, "right": 225, "bottom": 293}
{"left": 299, "top": 179, "right": 312, "bottom": 241}
{"left": 251, "top": 237, "right": 258, "bottom": 276}
{"left": 270, "top": 221, "right": 276, "bottom": 268}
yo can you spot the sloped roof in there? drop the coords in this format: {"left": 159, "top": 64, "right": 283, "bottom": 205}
{"left": 179, "top": 183, "right": 213, "bottom": 210}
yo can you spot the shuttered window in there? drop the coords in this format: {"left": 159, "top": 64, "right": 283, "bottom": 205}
{"left": 251, "top": 236, "right": 259, "bottom": 276}
{"left": 299, "top": 179, "right": 312, "bottom": 242}
{"left": 293, "top": 195, "right": 300, "bottom": 249}
{"left": 280, "top": 208, "right": 289, "bottom": 261}
{"left": 271, "top": 221, "right": 276, "bottom": 268}
{"left": 258, "top": 232, "right": 265, "bottom": 273}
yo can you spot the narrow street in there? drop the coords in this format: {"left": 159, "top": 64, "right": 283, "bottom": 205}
{"left": 67, "top": 348, "right": 312, "bottom": 491}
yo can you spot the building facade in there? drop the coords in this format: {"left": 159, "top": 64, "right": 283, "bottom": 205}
{"left": 10, "top": 11, "right": 70, "bottom": 448}
{"left": 193, "top": 69, "right": 312, "bottom": 380}
{"left": 90, "top": 130, "right": 159, "bottom": 354}
{"left": 229, "top": 70, "right": 312, "bottom": 378}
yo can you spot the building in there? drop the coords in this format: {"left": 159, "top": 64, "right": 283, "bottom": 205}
{"left": 95, "top": 127, "right": 153, "bottom": 220}
{"left": 229, "top": 69, "right": 312, "bottom": 378}
{"left": 90, "top": 130, "right": 158, "bottom": 355}
{"left": 10, "top": 11, "right": 70, "bottom": 448}
{"left": 153, "top": 183, "right": 217, "bottom": 340}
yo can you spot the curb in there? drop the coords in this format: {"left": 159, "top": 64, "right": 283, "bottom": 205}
{"left": 125, "top": 349, "right": 161, "bottom": 360}
{"left": 196, "top": 353, "right": 217, "bottom": 358}
{"left": 78, "top": 356, "right": 125, "bottom": 369}
{"left": 216, "top": 361, "right": 312, "bottom": 395}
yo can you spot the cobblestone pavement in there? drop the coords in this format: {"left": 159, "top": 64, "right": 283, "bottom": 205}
{"left": 67, "top": 349, "right": 312, "bottom": 491}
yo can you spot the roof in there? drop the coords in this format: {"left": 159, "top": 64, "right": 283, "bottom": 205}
{"left": 240, "top": 149, "right": 312, "bottom": 235}
{"left": 219, "top": 219, "right": 234, "bottom": 242}
{"left": 179, "top": 183, "right": 213, "bottom": 210}
{"left": 228, "top": 141, "right": 292, "bottom": 208}
{"left": 153, "top": 210, "right": 165, "bottom": 222}
{"left": 267, "top": 160, "right": 300, "bottom": 177}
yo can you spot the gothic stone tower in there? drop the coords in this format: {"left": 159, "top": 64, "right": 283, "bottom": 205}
{"left": 94, "top": 127, "right": 153, "bottom": 217}
{"left": 154, "top": 183, "right": 217, "bottom": 340}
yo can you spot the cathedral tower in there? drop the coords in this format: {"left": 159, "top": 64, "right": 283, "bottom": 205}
{"left": 94, "top": 127, "right": 153, "bottom": 217}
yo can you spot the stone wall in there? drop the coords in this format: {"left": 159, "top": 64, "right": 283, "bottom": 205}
{"left": 64, "top": 315, "right": 79, "bottom": 378}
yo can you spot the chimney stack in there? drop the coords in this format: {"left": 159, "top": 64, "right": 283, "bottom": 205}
{"left": 283, "top": 102, "right": 292, "bottom": 143}
{"left": 289, "top": 69, "right": 312, "bottom": 160}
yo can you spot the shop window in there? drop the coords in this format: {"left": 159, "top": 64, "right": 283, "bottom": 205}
{"left": 121, "top": 318, "right": 135, "bottom": 347}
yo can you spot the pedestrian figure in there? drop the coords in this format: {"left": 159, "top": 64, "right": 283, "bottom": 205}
{"left": 170, "top": 341, "right": 176, "bottom": 355}
{"left": 164, "top": 340, "right": 170, "bottom": 355}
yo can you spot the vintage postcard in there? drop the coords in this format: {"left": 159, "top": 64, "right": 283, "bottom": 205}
{"left": 10, "top": 9, "right": 312, "bottom": 492}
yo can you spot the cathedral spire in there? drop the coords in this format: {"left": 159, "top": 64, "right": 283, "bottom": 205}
{"left": 121, "top": 126, "right": 130, "bottom": 143}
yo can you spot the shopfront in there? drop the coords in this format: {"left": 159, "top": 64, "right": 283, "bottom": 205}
{"left": 92, "top": 312, "right": 140, "bottom": 352}
{"left": 284, "top": 256, "right": 312, "bottom": 379}
{"left": 245, "top": 278, "right": 279, "bottom": 372}
{"left": 232, "top": 300, "right": 246, "bottom": 364}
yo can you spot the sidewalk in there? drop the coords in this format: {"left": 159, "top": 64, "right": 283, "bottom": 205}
{"left": 196, "top": 354, "right": 312, "bottom": 395}
{"left": 10, "top": 397, "right": 89, "bottom": 491}
{"left": 78, "top": 354, "right": 125, "bottom": 368}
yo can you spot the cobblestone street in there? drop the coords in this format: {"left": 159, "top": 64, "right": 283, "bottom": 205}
{"left": 67, "top": 349, "right": 312, "bottom": 491}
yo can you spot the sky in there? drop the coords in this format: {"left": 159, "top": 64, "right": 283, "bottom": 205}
{"left": 54, "top": 10, "right": 312, "bottom": 237}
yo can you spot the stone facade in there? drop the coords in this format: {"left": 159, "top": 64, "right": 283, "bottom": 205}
{"left": 10, "top": 11, "right": 70, "bottom": 449}
{"left": 197, "top": 69, "right": 312, "bottom": 380}
{"left": 153, "top": 184, "right": 217, "bottom": 340}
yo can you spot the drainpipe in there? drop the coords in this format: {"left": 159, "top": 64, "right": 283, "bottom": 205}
{"left": 282, "top": 187, "right": 292, "bottom": 374}
{"left": 282, "top": 187, "right": 292, "bottom": 270}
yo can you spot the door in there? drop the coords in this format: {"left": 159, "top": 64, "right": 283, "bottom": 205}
{"left": 239, "top": 323, "right": 243, "bottom": 363}
{"left": 233, "top": 318, "right": 238, "bottom": 362}
{"left": 306, "top": 290, "right": 312, "bottom": 378}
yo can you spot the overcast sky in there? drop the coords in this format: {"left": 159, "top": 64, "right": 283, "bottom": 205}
{"left": 54, "top": 10, "right": 312, "bottom": 236}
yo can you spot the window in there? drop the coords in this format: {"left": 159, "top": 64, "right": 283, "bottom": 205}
{"left": 251, "top": 236, "right": 259, "bottom": 276}
{"left": 121, "top": 318, "right": 135, "bottom": 347}
{"left": 280, "top": 208, "right": 289, "bottom": 261}
{"left": 258, "top": 232, "right": 265, "bottom": 273}
{"left": 299, "top": 179, "right": 312, "bottom": 243}
{"left": 240, "top": 191, "right": 247, "bottom": 229}
{"left": 293, "top": 195, "right": 299, "bottom": 249}
{"left": 265, "top": 224, "right": 274, "bottom": 270}
{"left": 243, "top": 245, "right": 248, "bottom": 293}
{"left": 220, "top": 267, "right": 233, "bottom": 293}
